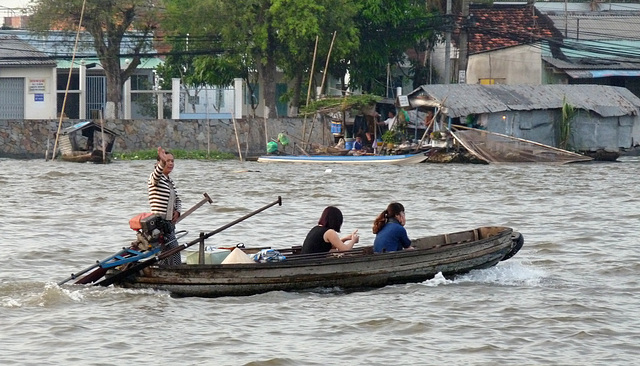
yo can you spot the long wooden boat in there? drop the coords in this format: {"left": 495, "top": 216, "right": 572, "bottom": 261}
{"left": 257, "top": 153, "right": 428, "bottom": 164}
{"left": 110, "top": 226, "right": 523, "bottom": 298}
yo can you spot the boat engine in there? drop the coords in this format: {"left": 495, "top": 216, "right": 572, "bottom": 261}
{"left": 130, "top": 214, "right": 174, "bottom": 251}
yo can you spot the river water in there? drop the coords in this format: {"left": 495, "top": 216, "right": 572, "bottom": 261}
{"left": 1, "top": 157, "right": 639, "bottom": 365}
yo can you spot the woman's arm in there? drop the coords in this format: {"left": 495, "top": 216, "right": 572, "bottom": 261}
{"left": 399, "top": 227, "right": 412, "bottom": 249}
{"left": 325, "top": 229, "right": 359, "bottom": 251}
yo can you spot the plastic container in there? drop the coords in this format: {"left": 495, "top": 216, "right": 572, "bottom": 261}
{"left": 344, "top": 138, "right": 355, "bottom": 150}
{"left": 184, "top": 248, "right": 231, "bottom": 264}
{"left": 331, "top": 121, "right": 342, "bottom": 135}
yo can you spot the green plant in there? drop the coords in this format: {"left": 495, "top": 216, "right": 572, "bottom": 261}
{"left": 560, "top": 96, "right": 577, "bottom": 150}
{"left": 114, "top": 149, "right": 235, "bottom": 160}
{"left": 381, "top": 130, "right": 399, "bottom": 144}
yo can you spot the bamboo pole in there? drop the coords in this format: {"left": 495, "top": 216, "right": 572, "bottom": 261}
{"left": 50, "top": 0, "right": 87, "bottom": 161}
{"left": 99, "top": 110, "right": 105, "bottom": 163}
{"left": 301, "top": 36, "right": 319, "bottom": 151}
{"left": 263, "top": 99, "right": 268, "bottom": 150}
{"left": 308, "top": 31, "right": 337, "bottom": 148}
{"left": 231, "top": 112, "right": 244, "bottom": 161}
{"left": 318, "top": 31, "right": 337, "bottom": 99}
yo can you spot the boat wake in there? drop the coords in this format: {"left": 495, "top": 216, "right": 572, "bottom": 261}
{"left": 0, "top": 281, "right": 169, "bottom": 308}
{"left": 452, "top": 260, "right": 546, "bottom": 287}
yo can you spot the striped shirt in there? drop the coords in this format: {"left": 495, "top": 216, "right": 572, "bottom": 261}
{"left": 148, "top": 163, "right": 182, "bottom": 218}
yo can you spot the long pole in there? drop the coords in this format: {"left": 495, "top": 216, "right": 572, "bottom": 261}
{"left": 50, "top": 0, "right": 87, "bottom": 161}
{"left": 311, "top": 31, "right": 337, "bottom": 146}
{"left": 444, "top": 0, "right": 452, "bottom": 84}
{"left": 263, "top": 99, "right": 269, "bottom": 150}
{"left": 60, "top": 192, "right": 213, "bottom": 286}
{"left": 318, "top": 31, "right": 337, "bottom": 99}
{"left": 232, "top": 112, "right": 244, "bottom": 161}
{"left": 301, "top": 36, "right": 319, "bottom": 151}
{"left": 95, "top": 197, "right": 283, "bottom": 287}
{"left": 99, "top": 110, "right": 106, "bottom": 163}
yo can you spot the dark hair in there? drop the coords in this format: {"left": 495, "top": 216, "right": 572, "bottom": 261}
{"left": 318, "top": 206, "right": 343, "bottom": 232}
{"left": 372, "top": 202, "right": 405, "bottom": 234}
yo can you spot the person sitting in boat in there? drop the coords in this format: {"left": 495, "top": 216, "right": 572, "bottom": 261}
{"left": 348, "top": 136, "right": 365, "bottom": 155}
{"left": 302, "top": 206, "right": 359, "bottom": 254}
{"left": 372, "top": 202, "right": 414, "bottom": 253}
{"left": 149, "top": 146, "right": 182, "bottom": 265}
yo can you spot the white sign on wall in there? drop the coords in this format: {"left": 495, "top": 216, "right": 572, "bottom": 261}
{"left": 28, "top": 78, "right": 47, "bottom": 93}
{"left": 398, "top": 95, "right": 410, "bottom": 107}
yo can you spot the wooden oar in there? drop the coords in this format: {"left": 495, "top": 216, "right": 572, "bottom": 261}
{"left": 176, "top": 193, "right": 212, "bottom": 223}
{"left": 60, "top": 192, "right": 213, "bottom": 286}
{"left": 94, "top": 196, "right": 283, "bottom": 287}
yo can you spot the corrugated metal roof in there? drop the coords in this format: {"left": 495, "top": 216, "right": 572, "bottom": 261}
{"left": 0, "top": 29, "right": 156, "bottom": 57}
{"left": 407, "top": 84, "right": 640, "bottom": 118}
{"left": 0, "top": 35, "right": 56, "bottom": 67}
{"left": 56, "top": 57, "right": 163, "bottom": 70}
{"left": 536, "top": 3, "right": 640, "bottom": 13}
{"left": 547, "top": 14, "right": 640, "bottom": 40}
{"left": 542, "top": 55, "right": 640, "bottom": 70}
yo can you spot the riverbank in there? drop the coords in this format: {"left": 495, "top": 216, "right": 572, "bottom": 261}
{"left": 0, "top": 117, "right": 330, "bottom": 159}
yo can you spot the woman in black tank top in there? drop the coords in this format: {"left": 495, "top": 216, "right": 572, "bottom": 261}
{"left": 301, "top": 206, "right": 360, "bottom": 254}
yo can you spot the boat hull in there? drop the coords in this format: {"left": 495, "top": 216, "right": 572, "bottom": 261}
{"left": 257, "top": 153, "right": 428, "bottom": 164}
{"left": 114, "top": 226, "right": 521, "bottom": 297}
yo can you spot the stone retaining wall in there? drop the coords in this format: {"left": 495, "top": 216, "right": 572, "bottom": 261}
{"left": 0, "top": 118, "right": 332, "bottom": 159}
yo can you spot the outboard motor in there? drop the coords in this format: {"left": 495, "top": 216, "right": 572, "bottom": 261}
{"left": 129, "top": 213, "right": 174, "bottom": 251}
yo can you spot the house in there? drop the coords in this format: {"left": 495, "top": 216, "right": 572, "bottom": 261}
{"left": 432, "top": 2, "right": 640, "bottom": 101}
{"left": 404, "top": 84, "right": 640, "bottom": 155}
{"left": 537, "top": 2, "right": 640, "bottom": 98}
{"left": 464, "top": 3, "right": 562, "bottom": 86}
{"left": 0, "top": 34, "right": 57, "bottom": 119}
{"left": 0, "top": 29, "right": 166, "bottom": 120}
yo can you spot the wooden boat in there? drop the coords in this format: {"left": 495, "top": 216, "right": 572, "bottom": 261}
{"left": 109, "top": 226, "right": 523, "bottom": 298}
{"left": 58, "top": 121, "right": 117, "bottom": 163}
{"left": 257, "top": 152, "right": 428, "bottom": 164}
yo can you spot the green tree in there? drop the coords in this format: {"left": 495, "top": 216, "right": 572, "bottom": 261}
{"left": 155, "top": 37, "right": 243, "bottom": 113}
{"left": 28, "top": 0, "right": 160, "bottom": 119}
{"left": 272, "top": 0, "right": 359, "bottom": 114}
{"left": 161, "top": 0, "right": 361, "bottom": 118}
{"left": 343, "top": 0, "right": 440, "bottom": 96}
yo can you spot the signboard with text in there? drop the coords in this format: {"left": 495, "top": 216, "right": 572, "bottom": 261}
{"left": 28, "top": 78, "right": 47, "bottom": 93}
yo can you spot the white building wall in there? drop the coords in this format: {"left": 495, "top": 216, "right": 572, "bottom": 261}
{"left": 466, "top": 44, "right": 543, "bottom": 85}
{"left": 0, "top": 66, "right": 57, "bottom": 119}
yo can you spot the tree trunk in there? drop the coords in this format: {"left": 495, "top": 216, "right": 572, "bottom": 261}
{"left": 290, "top": 72, "right": 302, "bottom": 116}
{"left": 103, "top": 57, "right": 123, "bottom": 119}
{"left": 258, "top": 60, "right": 277, "bottom": 118}
{"left": 255, "top": 29, "right": 278, "bottom": 118}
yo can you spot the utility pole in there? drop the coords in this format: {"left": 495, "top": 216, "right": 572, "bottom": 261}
{"left": 457, "top": 0, "right": 470, "bottom": 84}
{"left": 444, "top": 0, "right": 452, "bottom": 84}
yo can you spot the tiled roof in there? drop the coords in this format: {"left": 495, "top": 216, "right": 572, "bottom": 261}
{"left": 466, "top": 4, "right": 561, "bottom": 54}
{"left": 0, "top": 34, "right": 56, "bottom": 67}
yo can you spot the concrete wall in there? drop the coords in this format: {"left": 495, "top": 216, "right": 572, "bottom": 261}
{"left": 467, "top": 44, "right": 543, "bottom": 85}
{"left": 0, "top": 117, "right": 332, "bottom": 159}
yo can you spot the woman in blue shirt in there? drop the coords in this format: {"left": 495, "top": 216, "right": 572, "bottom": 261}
{"left": 372, "top": 202, "right": 413, "bottom": 253}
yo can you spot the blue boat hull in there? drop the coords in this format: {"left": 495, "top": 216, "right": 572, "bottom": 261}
{"left": 257, "top": 153, "right": 428, "bottom": 164}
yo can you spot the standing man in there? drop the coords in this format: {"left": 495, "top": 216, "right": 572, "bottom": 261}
{"left": 149, "top": 146, "right": 182, "bottom": 265}
{"left": 379, "top": 110, "right": 397, "bottom": 131}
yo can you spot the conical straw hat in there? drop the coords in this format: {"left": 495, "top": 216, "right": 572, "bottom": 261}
{"left": 221, "top": 247, "right": 255, "bottom": 264}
